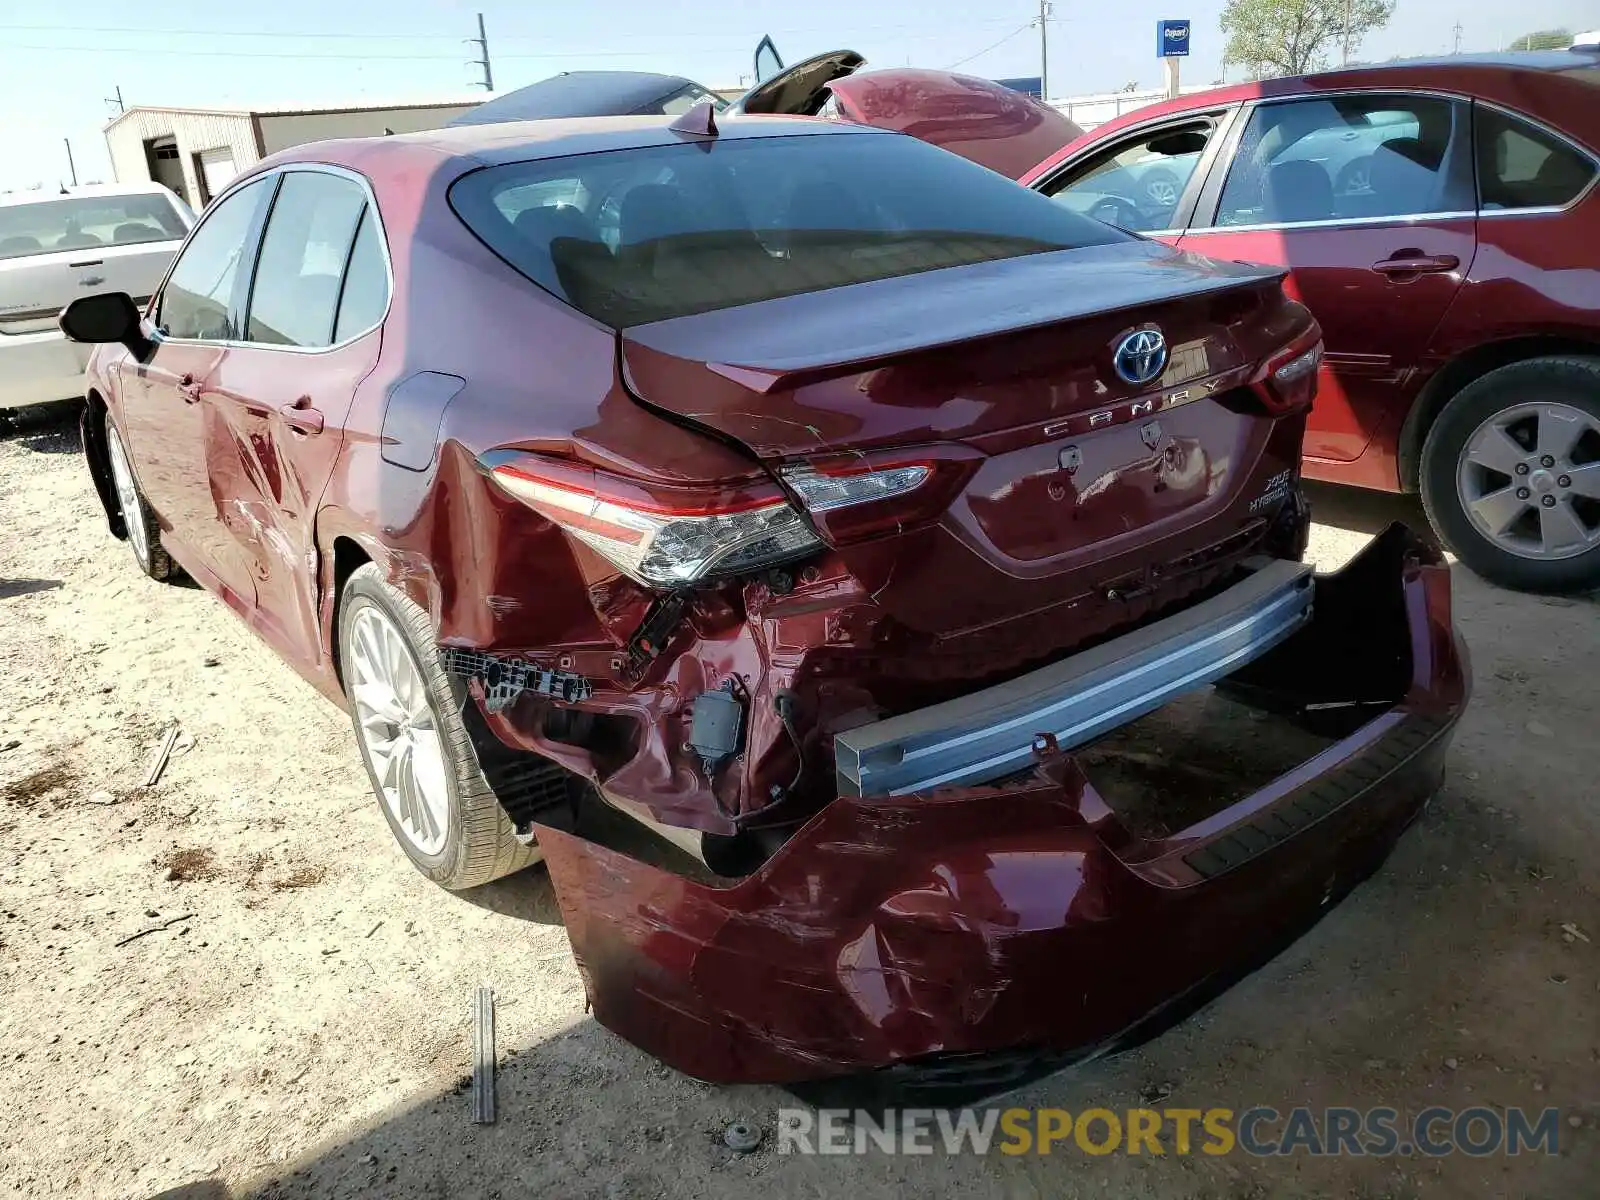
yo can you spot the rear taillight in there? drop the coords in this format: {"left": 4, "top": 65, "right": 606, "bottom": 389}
{"left": 487, "top": 455, "right": 821, "bottom": 586}
{"left": 781, "top": 451, "right": 978, "bottom": 543}
{"left": 1253, "top": 329, "right": 1325, "bottom": 414}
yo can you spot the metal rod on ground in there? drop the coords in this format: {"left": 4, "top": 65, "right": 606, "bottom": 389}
{"left": 142, "top": 725, "right": 180, "bottom": 789}
{"left": 472, "top": 986, "right": 496, "bottom": 1124}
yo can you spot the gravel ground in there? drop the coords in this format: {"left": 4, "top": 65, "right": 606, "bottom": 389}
{"left": 1, "top": 405, "right": 1595, "bottom": 1199}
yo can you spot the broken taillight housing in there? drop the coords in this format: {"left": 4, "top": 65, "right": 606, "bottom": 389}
{"left": 780, "top": 450, "right": 979, "bottom": 543}
{"left": 486, "top": 455, "right": 821, "bottom": 586}
{"left": 1252, "top": 329, "right": 1325, "bottom": 414}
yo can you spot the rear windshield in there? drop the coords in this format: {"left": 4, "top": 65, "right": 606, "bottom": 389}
{"left": 449, "top": 131, "right": 1130, "bottom": 327}
{"left": 0, "top": 194, "right": 189, "bottom": 261}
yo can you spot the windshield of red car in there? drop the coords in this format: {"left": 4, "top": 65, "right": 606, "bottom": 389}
{"left": 448, "top": 131, "right": 1131, "bottom": 328}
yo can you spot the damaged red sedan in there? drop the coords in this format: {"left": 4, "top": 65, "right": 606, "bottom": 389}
{"left": 62, "top": 110, "right": 1468, "bottom": 1100}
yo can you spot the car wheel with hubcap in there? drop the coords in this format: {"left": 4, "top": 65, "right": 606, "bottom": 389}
{"left": 338, "top": 563, "right": 542, "bottom": 889}
{"left": 104, "top": 418, "right": 174, "bottom": 581}
{"left": 1421, "top": 357, "right": 1600, "bottom": 593}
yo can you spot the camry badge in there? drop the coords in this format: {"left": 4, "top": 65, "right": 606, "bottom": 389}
{"left": 1113, "top": 329, "right": 1168, "bottom": 386}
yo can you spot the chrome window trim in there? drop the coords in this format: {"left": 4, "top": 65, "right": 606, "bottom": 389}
{"left": 1471, "top": 98, "right": 1600, "bottom": 217}
{"left": 1185, "top": 210, "right": 1477, "bottom": 236}
{"left": 149, "top": 161, "right": 394, "bottom": 356}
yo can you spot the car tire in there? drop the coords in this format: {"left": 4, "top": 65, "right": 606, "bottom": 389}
{"left": 1420, "top": 356, "right": 1600, "bottom": 594}
{"left": 337, "top": 563, "right": 542, "bottom": 890}
{"left": 104, "top": 417, "right": 175, "bottom": 582}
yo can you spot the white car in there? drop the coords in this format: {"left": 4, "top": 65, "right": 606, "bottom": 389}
{"left": 0, "top": 183, "right": 193, "bottom": 415}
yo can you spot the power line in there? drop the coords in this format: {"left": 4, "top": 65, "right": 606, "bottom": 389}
{"left": 0, "top": 17, "right": 1033, "bottom": 42}
{"left": 1, "top": 41, "right": 661, "bottom": 61}
{"left": 944, "top": 22, "right": 1035, "bottom": 70}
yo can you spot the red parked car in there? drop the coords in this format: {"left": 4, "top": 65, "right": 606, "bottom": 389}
{"left": 60, "top": 111, "right": 1466, "bottom": 1098}
{"left": 1022, "top": 50, "right": 1600, "bottom": 592}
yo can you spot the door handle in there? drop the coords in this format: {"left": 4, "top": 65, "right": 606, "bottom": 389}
{"left": 1372, "top": 253, "right": 1459, "bottom": 277}
{"left": 280, "top": 396, "right": 325, "bottom": 435}
{"left": 178, "top": 372, "right": 203, "bottom": 403}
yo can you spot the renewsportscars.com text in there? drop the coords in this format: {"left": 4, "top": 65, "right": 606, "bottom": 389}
{"left": 777, "top": 1106, "right": 1565, "bottom": 1157}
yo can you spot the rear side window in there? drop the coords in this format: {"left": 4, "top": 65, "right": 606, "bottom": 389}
{"left": 1216, "top": 94, "right": 1468, "bottom": 227}
{"left": 246, "top": 171, "right": 368, "bottom": 348}
{"left": 157, "top": 178, "right": 269, "bottom": 341}
{"left": 1475, "top": 107, "right": 1596, "bottom": 210}
{"left": 449, "top": 132, "right": 1129, "bottom": 328}
{"left": 333, "top": 207, "right": 389, "bottom": 342}
{"left": 0, "top": 192, "right": 188, "bottom": 261}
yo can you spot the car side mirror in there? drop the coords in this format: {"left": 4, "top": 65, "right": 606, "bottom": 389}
{"left": 59, "top": 292, "right": 153, "bottom": 360}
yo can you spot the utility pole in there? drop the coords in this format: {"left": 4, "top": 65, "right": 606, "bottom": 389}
{"left": 1037, "top": 0, "right": 1051, "bottom": 101}
{"left": 1342, "top": 0, "right": 1352, "bottom": 65}
{"left": 467, "top": 12, "right": 493, "bottom": 92}
{"left": 105, "top": 85, "right": 124, "bottom": 115}
{"left": 1452, "top": 21, "right": 1464, "bottom": 53}
{"left": 64, "top": 139, "right": 78, "bottom": 187}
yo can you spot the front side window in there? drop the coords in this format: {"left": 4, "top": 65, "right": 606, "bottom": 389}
{"left": 246, "top": 172, "right": 368, "bottom": 348}
{"left": 1215, "top": 94, "right": 1467, "bottom": 227}
{"left": 1041, "top": 119, "right": 1215, "bottom": 233}
{"left": 450, "top": 132, "right": 1129, "bottom": 328}
{"left": 1475, "top": 107, "right": 1596, "bottom": 210}
{"left": 0, "top": 192, "right": 189, "bottom": 261}
{"left": 157, "top": 178, "right": 269, "bottom": 341}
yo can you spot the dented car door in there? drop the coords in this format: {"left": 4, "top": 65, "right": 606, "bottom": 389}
{"left": 203, "top": 169, "right": 387, "bottom": 674}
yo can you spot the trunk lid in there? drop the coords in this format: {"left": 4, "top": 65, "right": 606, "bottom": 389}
{"left": 621, "top": 241, "right": 1309, "bottom": 635}
{"left": 0, "top": 190, "right": 189, "bottom": 336}
{"left": 0, "top": 239, "right": 182, "bottom": 336}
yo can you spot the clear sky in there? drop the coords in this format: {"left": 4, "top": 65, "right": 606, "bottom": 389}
{"left": 2, "top": 0, "right": 1597, "bottom": 191}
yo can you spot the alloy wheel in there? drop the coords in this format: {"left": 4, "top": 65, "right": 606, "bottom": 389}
{"left": 105, "top": 424, "right": 150, "bottom": 566}
{"left": 1456, "top": 401, "right": 1600, "bottom": 561}
{"left": 347, "top": 604, "right": 451, "bottom": 856}
{"left": 1144, "top": 177, "right": 1179, "bottom": 207}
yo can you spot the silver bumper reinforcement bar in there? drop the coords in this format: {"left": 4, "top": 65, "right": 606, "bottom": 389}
{"left": 834, "top": 559, "right": 1316, "bottom": 797}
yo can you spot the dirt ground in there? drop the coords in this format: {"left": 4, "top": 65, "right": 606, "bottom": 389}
{"left": 1, "top": 405, "right": 1595, "bottom": 1200}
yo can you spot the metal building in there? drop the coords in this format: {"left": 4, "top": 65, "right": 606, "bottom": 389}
{"left": 103, "top": 99, "right": 482, "bottom": 209}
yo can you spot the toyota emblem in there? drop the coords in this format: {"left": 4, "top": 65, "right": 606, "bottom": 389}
{"left": 1112, "top": 329, "right": 1169, "bottom": 386}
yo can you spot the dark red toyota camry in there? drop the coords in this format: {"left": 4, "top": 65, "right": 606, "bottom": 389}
{"left": 62, "top": 110, "right": 1467, "bottom": 1100}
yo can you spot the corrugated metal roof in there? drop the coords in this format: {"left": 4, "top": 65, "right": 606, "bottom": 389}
{"left": 104, "top": 96, "right": 483, "bottom": 132}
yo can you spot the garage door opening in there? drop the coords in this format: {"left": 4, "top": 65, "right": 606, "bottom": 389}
{"left": 194, "top": 147, "right": 238, "bottom": 207}
{"left": 142, "top": 136, "right": 192, "bottom": 209}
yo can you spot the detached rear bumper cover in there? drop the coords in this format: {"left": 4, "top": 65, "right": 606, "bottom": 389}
{"left": 536, "top": 524, "right": 1468, "bottom": 1088}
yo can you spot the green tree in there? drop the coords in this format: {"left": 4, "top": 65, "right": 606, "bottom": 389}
{"left": 1508, "top": 29, "right": 1571, "bottom": 50}
{"left": 1221, "top": 0, "right": 1397, "bottom": 79}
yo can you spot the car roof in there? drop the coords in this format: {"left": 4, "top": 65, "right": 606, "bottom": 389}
{"left": 1136, "top": 51, "right": 1598, "bottom": 116}
{"left": 258, "top": 112, "right": 885, "bottom": 176}
{"left": 449, "top": 72, "right": 702, "bottom": 126}
{"left": 0, "top": 182, "right": 179, "bottom": 209}
{"left": 1028, "top": 51, "right": 1600, "bottom": 185}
